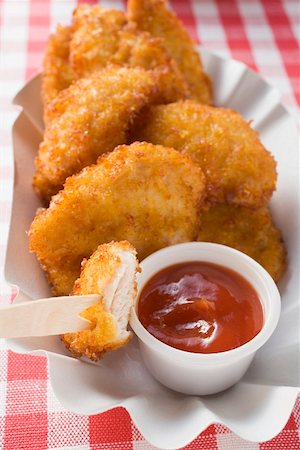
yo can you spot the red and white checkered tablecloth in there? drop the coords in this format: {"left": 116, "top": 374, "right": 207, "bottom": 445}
{"left": 0, "top": 1, "right": 299, "bottom": 449}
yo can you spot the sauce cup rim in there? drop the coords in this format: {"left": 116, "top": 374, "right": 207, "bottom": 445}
{"left": 130, "top": 242, "right": 281, "bottom": 364}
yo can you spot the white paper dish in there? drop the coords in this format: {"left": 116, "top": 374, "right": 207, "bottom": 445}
{"left": 5, "top": 50, "right": 300, "bottom": 449}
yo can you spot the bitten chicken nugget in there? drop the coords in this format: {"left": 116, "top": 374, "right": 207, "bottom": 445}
{"left": 197, "top": 204, "right": 286, "bottom": 281}
{"left": 69, "top": 5, "right": 189, "bottom": 103}
{"left": 127, "top": 0, "right": 212, "bottom": 104}
{"left": 42, "top": 25, "right": 75, "bottom": 114}
{"left": 62, "top": 241, "right": 139, "bottom": 361}
{"left": 34, "top": 66, "right": 162, "bottom": 203}
{"left": 29, "top": 142, "right": 205, "bottom": 296}
{"left": 131, "top": 101, "right": 277, "bottom": 208}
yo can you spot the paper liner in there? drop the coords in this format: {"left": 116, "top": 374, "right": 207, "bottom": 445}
{"left": 5, "top": 50, "right": 300, "bottom": 449}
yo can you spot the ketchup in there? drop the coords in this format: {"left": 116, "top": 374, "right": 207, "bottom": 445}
{"left": 138, "top": 262, "right": 264, "bottom": 353}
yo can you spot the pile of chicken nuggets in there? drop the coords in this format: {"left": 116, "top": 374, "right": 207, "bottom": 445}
{"left": 29, "top": 0, "right": 286, "bottom": 303}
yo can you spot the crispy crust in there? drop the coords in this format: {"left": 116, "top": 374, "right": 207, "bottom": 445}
{"left": 127, "top": 0, "right": 212, "bottom": 104}
{"left": 70, "top": 6, "right": 127, "bottom": 77}
{"left": 29, "top": 142, "right": 205, "bottom": 296}
{"left": 70, "top": 5, "right": 189, "bottom": 103}
{"left": 62, "top": 303, "right": 129, "bottom": 361}
{"left": 34, "top": 66, "right": 160, "bottom": 203}
{"left": 62, "top": 241, "right": 138, "bottom": 361}
{"left": 42, "top": 25, "right": 75, "bottom": 116}
{"left": 131, "top": 101, "right": 277, "bottom": 208}
{"left": 197, "top": 204, "right": 286, "bottom": 281}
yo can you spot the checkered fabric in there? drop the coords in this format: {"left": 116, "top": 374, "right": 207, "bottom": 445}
{"left": 0, "top": 0, "right": 299, "bottom": 449}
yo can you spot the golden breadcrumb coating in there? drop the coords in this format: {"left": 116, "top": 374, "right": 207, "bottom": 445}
{"left": 62, "top": 241, "right": 139, "bottom": 361}
{"left": 42, "top": 25, "right": 75, "bottom": 115}
{"left": 29, "top": 142, "right": 205, "bottom": 295}
{"left": 34, "top": 66, "right": 161, "bottom": 203}
{"left": 127, "top": 0, "right": 212, "bottom": 104}
{"left": 131, "top": 101, "right": 277, "bottom": 208}
{"left": 197, "top": 204, "right": 286, "bottom": 281}
{"left": 70, "top": 6, "right": 126, "bottom": 77}
{"left": 69, "top": 5, "right": 189, "bottom": 103}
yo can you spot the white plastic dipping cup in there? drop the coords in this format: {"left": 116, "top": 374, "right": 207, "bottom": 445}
{"left": 130, "top": 242, "right": 281, "bottom": 395}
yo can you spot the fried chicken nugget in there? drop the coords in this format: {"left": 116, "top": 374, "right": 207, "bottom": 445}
{"left": 62, "top": 241, "right": 139, "bottom": 361}
{"left": 34, "top": 66, "right": 162, "bottom": 203}
{"left": 29, "top": 142, "right": 205, "bottom": 296}
{"left": 197, "top": 204, "right": 286, "bottom": 281}
{"left": 127, "top": 0, "right": 212, "bottom": 104}
{"left": 69, "top": 5, "right": 189, "bottom": 103}
{"left": 131, "top": 101, "right": 277, "bottom": 208}
{"left": 42, "top": 25, "right": 75, "bottom": 113}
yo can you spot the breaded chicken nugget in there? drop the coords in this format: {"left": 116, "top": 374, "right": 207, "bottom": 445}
{"left": 62, "top": 240, "right": 139, "bottom": 361}
{"left": 34, "top": 66, "right": 161, "bottom": 203}
{"left": 42, "top": 25, "right": 75, "bottom": 113}
{"left": 197, "top": 204, "right": 286, "bottom": 281}
{"left": 29, "top": 142, "right": 205, "bottom": 296}
{"left": 70, "top": 5, "right": 189, "bottom": 103}
{"left": 127, "top": 0, "right": 212, "bottom": 104}
{"left": 131, "top": 101, "right": 277, "bottom": 208}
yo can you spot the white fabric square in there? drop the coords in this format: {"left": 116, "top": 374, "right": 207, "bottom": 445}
{"left": 216, "top": 432, "right": 260, "bottom": 449}
{"left": 47, "top": 411, "right": 90, "bottom": 449}
{"left": 2, "top": 1, "right": 30, "bottom": 18}
{"left": 50, "top": 0, "right": 77, "bottom": 28}
{"left": 192, "top": 0, "right": 219, "bottom": 17}
{"left": 133, "top": 441, "right": 159, "bottom": 450}
{"left": 6, "top": 379, "right": 47, "bottom": 415}
{"left": 101, "top": 0, "right": 124, "bottom": 10}
{"left": 0, "top": 380, "right": 7, "bottom": 417}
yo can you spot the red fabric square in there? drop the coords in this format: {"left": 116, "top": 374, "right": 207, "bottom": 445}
{"left": 131, "top": 423, "right": 143, "bottom": 442}
{"left": 3, "top": 412, "right": 48, "bottom": 450}
{"left": 260, "top": 413, "right": 300, "bottom": 449}
{"left": 293, "top": 396, "right": 300, "bottom": 429}
{"left": 7, "top": 352, "right": 47, "bottom": 381}
{"left": 170, "top": 0, "right": 199, "bottom": 43}
{"left": 77, "top": 0, "right": 98, "bottom": 4}
{"left": 29, "top": 15, "right": 49, "bottom": 26}
{"left": 89, "top": 407, "right": 132, "bottom": 446}
{"left": 0, "top": 417, "right": 5, "bottom": 448}
{"left": 26, "top": 0, "right": 50, "bottom": 81}
{"left": 214, "top": 0, "right": 257, "bottom": 72}
{"left": 261, "top": 0, "right": 300, "bottom": 107}
{"left": 26, "top": 1, "right": 50, "bottom": 16}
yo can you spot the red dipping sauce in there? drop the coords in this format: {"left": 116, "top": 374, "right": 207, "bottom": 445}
{"left": 138, "top": 262, "right": 264, "bottom": 353}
